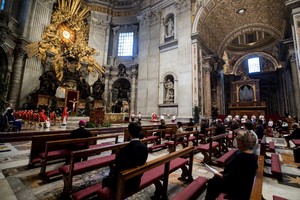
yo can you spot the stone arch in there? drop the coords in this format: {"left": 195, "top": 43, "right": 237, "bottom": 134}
{"left": 233, "top": 52, "right": 281, "bottom": 75}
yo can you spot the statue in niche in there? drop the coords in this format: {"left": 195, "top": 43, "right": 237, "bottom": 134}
{"left": 37, "top": 70, "right": 60, "bottom": 96}
{"left": 92, "top": 75, "right": 105, "bottom": 100}
{"left": 239, "top": 85, "right": 253, "bottom": 101}
{"left": 164, "top": 18, "right": 174, "bottom": 38}
{"left": 164, "top": 79, "right": 174, "bottom": 103}
{"left": 122, "top": 101, "right": 129, "bottom": 113}
{"left": 118, "top": 85, "right": 128, "bottom": 100}
{"left": 77, "top": 76, "right": 91, "bottom": 99}
{"left": 117, "top": 64, "right": 128, "bottom": 77}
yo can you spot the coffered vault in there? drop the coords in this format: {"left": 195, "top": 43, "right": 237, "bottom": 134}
{"left": 196, "top": 0, "right": 286, "bottom": 56}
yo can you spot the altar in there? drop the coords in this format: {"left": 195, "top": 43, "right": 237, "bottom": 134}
{"left": 104, "top": 113, "right": 125, "bottom": 123}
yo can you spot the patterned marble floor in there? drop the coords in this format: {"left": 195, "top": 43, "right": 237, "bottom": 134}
{"left": 0, "top": 125, "right": 300, "bottom": 200}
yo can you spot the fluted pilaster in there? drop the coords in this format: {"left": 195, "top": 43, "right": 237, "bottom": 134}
{"left": 7, "top": 47, "right": 26, "bottom": 108}
{"left": 130, "top": 64, "right": 138, "bottom": 113}
{"left": 203, "top": 62, "right": 212, "bottom": 117}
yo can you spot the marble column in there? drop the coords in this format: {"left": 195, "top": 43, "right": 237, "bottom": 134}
{"left": 289, "top": 52, "right": 300, "bottom": 118}
{"left": 203, "top": 61, "right": 212, "bottom": 117}
{"left": 103, "top": 65, "right": 110, "bottom": 110}
{"left": 130, "top": 64, "right": 138, "bottom": 113}
{"left": 7, "top": 47, "right": 26, "bottom": 108}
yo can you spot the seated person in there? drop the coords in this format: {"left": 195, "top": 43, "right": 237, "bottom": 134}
{"left": 175, "top": 121, "right": 185, "bottom": 141}
{"left": 185, "top": 118, "right": 194, "bottom": 131}
{"left": 215, "top": 119, "right": 225, "bottom": 135}
{"left": 67, "top": 120, "right": 92, "bottom": 163}
{"left": 69, "top": 120, "right": 92, "bottom": 149}
{"left": 3, "top": 109, "right": 22, "bottom": 131}
{"left": 102, "top": 122, "right": 148, "bottom": 195}
{"left": 255, "top": 119, "right": 265, "bottom": 140}
{"left": 284, "top": 123, "right": 300, "bottom": 147}
{"left": 157, "top": 119, "right": 167, "bottom": 138}
{"left": 200, "top": 120, "right": 209, "bottom": 135}
{"left": 205, "top": 129, "right": 258, "bottom": 200}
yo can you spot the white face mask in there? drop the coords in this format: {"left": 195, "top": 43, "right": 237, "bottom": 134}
{"left": 233, "top": 138, "right": 237, "bottom": 148}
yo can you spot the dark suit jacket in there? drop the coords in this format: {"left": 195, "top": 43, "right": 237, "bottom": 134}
{"left": 69, "top": 127, "right": 92, "bottom": 138}
{"left": 110, "top": 139, "right": 148, "bottom": 193}
{"left": 69, "top": 127, "right": 92, "bottom": 150}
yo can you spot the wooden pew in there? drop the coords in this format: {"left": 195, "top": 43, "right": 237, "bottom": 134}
{"left": 194, "top": 133, "right": 228, "bottom": 164}
{"left": 165, "top": 130, "right": 199, "bottom": 153}
{"left": 123, "top": 125, "right": 159, "bottom": 142}
{"left": 28, "top": 130, "right": 122, "bottom": 169}
{"left": 39, "top": 133, "right": 121, "bottom": 181}
{"left": 0, "top": 126, "right": 125, "bottom": 143}
{"left": 97, "top": 146, "right": 195, "bottom": 200}
{"left": 171, "top": 176, "right": 208, "bottom": 200}
{"left": 59, "top": 142, "right": 130, "bottom": 197}
{"left": 250, "top": 155, "right": 265, "bottom": 200}
{"left": 183, "top": 124, "right": 197, "bottom": 131}
{"left": 217, "top": 148, "right": 238, "bottom": 167}
{"left": 148, "top": 128, "right": 174, "bottom": 152}
{"left": 28, "top": 133, "right": 71, "bottom": 169}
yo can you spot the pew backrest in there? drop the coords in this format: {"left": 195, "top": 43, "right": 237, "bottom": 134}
{"left": 123, "top": 125, "right": 160, "bottom": 142}
{"left": 28, "top": 133, "right": 70, "bottom": 168}
{"left": 250, "top": 155, "right": 264, "bottom": 200}
{"left": 115, "top": 146, "right": 195, "bottom": 200}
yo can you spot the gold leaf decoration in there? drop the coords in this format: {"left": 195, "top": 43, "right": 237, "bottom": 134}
{"left": 26, "top": 0, "right": 104, "bottom": 80}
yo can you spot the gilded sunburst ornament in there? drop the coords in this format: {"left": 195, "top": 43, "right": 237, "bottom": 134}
{"left": 26, "top": 0, "right": 104, "bottom": 80}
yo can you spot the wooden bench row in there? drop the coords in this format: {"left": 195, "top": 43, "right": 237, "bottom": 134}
{"left": 70, "top": 146, "right": 197, "bottom": 200}
{"left": 39, "top": 133, "right": 121, "bottom": 181}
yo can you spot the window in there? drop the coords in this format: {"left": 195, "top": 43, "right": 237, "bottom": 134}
{"left": 118, "top": 32, "right": 134, "bottom": 56}
{"left": 1, "top": 0, "right": 5, "bottom": 10}
{"left": 248, "top": 57, "right": 260, "bottom": 73}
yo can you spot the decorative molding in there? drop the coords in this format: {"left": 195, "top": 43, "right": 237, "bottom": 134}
{"left": 137, "top": 11, "right": 161, "bottom": 26}
{"left": 202, "top": 62, "right": 211, "bottom": 73}
{"left": 91, "top": 18, "right": 110, "bottom": 34}
{"left": 14, "top": 47, "right": 27, "bottom": 58}
{"left": 159, "top": 39, "right": 178, "bottom": 52}
{"left": 174, "top": 0, "right": 189, "bottom": 12}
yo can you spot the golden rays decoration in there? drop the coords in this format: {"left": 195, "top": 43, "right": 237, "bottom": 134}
{"left": 26, "top": 0, "right": 104, "bottom": 81}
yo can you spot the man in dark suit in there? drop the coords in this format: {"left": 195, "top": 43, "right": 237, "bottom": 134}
{"left": 103, "top": 122, "right": 148, "bottom": 194}
{"left": 69, "top": 119, "right": 92, "bottom": 140}
{"left": 67, "top": 120, "right": 92, "bottom": 163}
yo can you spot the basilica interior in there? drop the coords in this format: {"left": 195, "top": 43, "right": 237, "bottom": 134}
{"left": 0, "top": 0, "right": 300, "bottom": 200}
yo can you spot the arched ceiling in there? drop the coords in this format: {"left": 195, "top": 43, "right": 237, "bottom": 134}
{"left": 196, "top": 0, "right": 286, "bottom": 56}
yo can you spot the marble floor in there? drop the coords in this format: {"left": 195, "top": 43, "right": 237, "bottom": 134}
{"left": 0, "top": 122, "right": 300, "bottom": 200}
